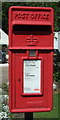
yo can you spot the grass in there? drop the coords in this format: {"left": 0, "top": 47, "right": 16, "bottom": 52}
{"left": 58, "top": 93, "right": 60, "bottom": 119}
{"left": 0, "top": 91, "right": 59, "bottom": 119}
{"left": 33, "top": 93, "right": 59, "bottom": 119}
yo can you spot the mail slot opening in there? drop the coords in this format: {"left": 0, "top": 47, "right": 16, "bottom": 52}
{"left": 13, "top": 25, "right": 52, "bottom": 34}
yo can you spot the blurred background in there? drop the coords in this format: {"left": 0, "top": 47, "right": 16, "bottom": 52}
{"left": 0, "top": 2, "right": 60, "bottom": 119}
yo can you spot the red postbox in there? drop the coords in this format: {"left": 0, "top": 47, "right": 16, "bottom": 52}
{"left": 9, "top": 6, "right": 54, "bottom": 113}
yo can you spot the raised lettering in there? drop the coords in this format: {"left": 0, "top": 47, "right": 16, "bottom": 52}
{"left": 26, "top": 14, "right": 29, "bottom": 19}
{"left": 34, "top": 14, "right": 37, "bottom": 19}
{"left": 18, "top": 13, "right": 21, "bottom": 18}
{"left": 38, "top": 14, "right": 41, "bottom": 19}
{"left": 31, "top": 14, "right": 34, "bottom": 19}
{"left": 14, "top": 12, "right": 49, "bottom": 20}
{"left": 21, "top": 13, "right": 26, "bottom": 19}
{"left": 41, "top": 14, "right": 46, "bottom": 19}
{"left": 15, "top": 13, "right": 18, "bottom": 18}
{"left": 46, "top": 14, "right": 49, "bottom": 19}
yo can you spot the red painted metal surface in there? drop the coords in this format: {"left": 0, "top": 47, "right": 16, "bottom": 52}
{"left": 9, "top": 6, "right": 54, "bottom": 113}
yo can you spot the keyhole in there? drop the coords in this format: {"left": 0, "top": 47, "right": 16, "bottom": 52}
{"left": 18, "top": 79, "right": 20, "bottom": 82}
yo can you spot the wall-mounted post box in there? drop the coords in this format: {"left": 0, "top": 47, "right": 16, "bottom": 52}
{"left": 9, "top": 6, "right": 54, "bottom": 113}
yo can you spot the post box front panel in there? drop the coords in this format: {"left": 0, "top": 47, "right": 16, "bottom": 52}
{"left": 9, "top": 50, "right": 53, "bottom": 112}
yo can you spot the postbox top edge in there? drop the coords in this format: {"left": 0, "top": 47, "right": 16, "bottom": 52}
{"left": 9, "top": 6, "right": 53, "bottom": 12}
